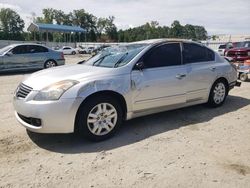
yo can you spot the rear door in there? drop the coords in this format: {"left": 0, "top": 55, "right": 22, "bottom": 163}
{"left": 27, "top": 45, "right": 48, "bottom": 68}
{"left": 131, "top": 43, "right": 187, "bottom": 111}
{"left": 183, "top": 42, "right": 217, "bottom": 102}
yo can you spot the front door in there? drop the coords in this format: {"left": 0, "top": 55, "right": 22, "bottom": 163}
{"left": 131, "top": 43, "right": 187, "bottom": 111}
{"left": 3, "top": 45, "right": 29, "bottom": 70}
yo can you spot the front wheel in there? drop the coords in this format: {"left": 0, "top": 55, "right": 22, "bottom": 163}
{"left": 207, "top": 80, "right": 228, "bottom": 107}
{"left": 76, "top": 96, "right": 122, "bottom": 141}
{"left": 72, "top": 51, "right": 76, "bottom": 55}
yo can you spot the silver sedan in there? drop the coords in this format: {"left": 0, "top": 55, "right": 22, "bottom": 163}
{"left": 0, "top": 44, "right": 65, "bottom": 72}
{"left": 13, "top": 39, "right": 239, "bottom": 141}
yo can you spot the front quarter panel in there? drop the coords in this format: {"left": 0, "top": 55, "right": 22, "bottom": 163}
{"left": 61, "top": 74, "right": 133, "bottom": 112}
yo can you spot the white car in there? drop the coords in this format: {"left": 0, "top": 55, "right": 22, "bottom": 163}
{"left": 217, "top": 43, "right": 233, "bottom": 56}
{"left": 59, "top": 46, "right": 77, "bottom": 55}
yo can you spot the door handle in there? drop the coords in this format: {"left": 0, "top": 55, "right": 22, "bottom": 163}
{"left": 210, "top": 67, "right": 216, "bottom": 71}
{"left": 176, "top": 74, "right": 186, "bottom": 79}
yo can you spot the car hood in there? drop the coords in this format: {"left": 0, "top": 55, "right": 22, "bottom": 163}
{"left": 22, "top": 64, "right": 121, "bottom": 90}
{"left": 228, "top": 47, "right": 250, "bottom": 52}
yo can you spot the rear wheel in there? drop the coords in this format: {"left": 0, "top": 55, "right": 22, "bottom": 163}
{"left": 207, "top": 80, "right": 228, "bottom": 107}
{"left": 76, "top": 95, "right": 122, "bottom": 141}
{"left": 239, "top": 73, "right": 248, "bottom": 82}
{"left": 44, "top": 60, "right": 57, "bottom": 69}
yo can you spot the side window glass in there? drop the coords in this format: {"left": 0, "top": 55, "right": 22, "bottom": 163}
{"left": 40, "top": 46, "right": 48, "bottom": 52}
{"left": 29, "top": 45, "right": 48, "bottom": 53}
{"left": 183, "top": 43, "right": 215, "bottom": 63}
{"left": 143, "top": 43, "right": 181, "bottom": 68}
{"left": 28, "top": 45, "right": 37, "bottom": 53}
{"left": 11, "top": 46, "right": 28, "bottom": 54}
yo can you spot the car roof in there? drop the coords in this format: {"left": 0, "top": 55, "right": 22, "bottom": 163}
{"left": 9, "top": 43, "right": 48, "bottom": 48}
{"left": 132, "top": 38, "right": 192, "bottom": 44}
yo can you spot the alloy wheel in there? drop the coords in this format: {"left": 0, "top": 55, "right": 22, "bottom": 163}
{"left": 45, "top": 61, "right": 56, "bottom": 68}
{"left": 213, "top": 82, "right": 226, "bottom": 104}
{"left": 87, "top": 103, "right": 118, "bottom": 136}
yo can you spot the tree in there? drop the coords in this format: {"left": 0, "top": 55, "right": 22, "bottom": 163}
{"left": 0, "top": 8, "right": 25, "bottom": 40}
{"left": 169, "top": 20, "right": 184, "bottom": 38}
{"left": 183, "top": 24, "right": 196, "bottom": 39}
{"left": 96, "top": 16, "right": 118, "bottom": 41}
{"left": 193, "top": 25, "right": 207, "bottom": 40}
{"left": 42, "top": 8, "right": 54, "bottom": 23}
{"left": 71, "top": 9, "right": 97, "bottom": 41}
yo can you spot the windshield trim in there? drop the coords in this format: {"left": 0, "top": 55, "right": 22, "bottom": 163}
{"left": 84, "top": 44, "right": 148, "bottom": 68}
{"left": 0, "top": 45, "right": 14, "bottom": 55}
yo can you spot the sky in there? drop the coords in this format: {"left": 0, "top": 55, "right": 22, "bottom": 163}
{"left": 0, "top": 0, "right": 249, "bottom": 35}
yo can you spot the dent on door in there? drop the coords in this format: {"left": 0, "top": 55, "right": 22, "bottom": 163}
{"left": 131, "top": 66, "right": 187, "bottom": 111}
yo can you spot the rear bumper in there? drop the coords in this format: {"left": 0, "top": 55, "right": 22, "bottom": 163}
{"left": 229, "top": 81, "right": 241, "bottom": 90}
{"left": 56, "top": 59, "right": 65, "bottom": 66}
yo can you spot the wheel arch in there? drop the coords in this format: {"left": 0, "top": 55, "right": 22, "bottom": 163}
{"left": 214, "top": 77, "right": 229, "bottom": 93}
{"left": 207, "top": 77, "right": 229, "bottom": 102}
{"left": 74, "top": 90, "right": 128, "bottom": 132}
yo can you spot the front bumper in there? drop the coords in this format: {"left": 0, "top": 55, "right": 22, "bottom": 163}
{"left": 13, "top": 94, "right": 83, "bottom": 133}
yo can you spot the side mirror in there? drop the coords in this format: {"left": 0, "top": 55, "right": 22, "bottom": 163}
{"left": 135, "top": 62, "right": 144, "bottom": 71}
{"left": 78, "top": 60, "right": 86, "bottom": 64}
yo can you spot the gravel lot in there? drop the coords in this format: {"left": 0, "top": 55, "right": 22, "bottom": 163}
{"left": 0, "top": 55, "right": 250, "bottom": 188}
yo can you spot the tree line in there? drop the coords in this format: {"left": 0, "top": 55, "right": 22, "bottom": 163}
{"left": 0, "top": 8, "right": 208, "bottom": 42}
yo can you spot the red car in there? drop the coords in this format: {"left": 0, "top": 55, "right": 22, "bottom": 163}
{"left": 225, "top": 41, "right": 250, "bottom": 62}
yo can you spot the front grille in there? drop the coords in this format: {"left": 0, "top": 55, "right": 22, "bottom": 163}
{"left": 227, "top": 51, "right": 248, "bottom": 57}
{"left": 16, "top": 83, "right": 33, "bottom": 99}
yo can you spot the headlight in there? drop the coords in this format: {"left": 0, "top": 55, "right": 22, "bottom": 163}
{"left": 34, "top": 80, "right": 79, "bottom": 101}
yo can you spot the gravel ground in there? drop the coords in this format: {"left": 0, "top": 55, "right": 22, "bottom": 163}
{"left": 0, "top": 55, "right": 250, "bottom": 188}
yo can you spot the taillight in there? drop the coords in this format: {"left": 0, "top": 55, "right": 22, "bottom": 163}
{"left": 229, "top": 61, "right": 237, "bottom": 71}
{"left": 225, "top": 57, "right": 237, "bottom": 71}
{"left": 61, "top": 52, "right": 64, "bottom": 59}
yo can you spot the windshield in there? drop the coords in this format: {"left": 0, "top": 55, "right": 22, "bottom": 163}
{"left": 84, "top": 44, "right": 148, "bottom": 68}
{"left": 219, "top": 45, "right": 226, "bottom": 49}
{"left": 235, "top": 42, "right": 250, "bottom": 48}
{"left": 0, "top": 45, "right": 13, "bottom": 55}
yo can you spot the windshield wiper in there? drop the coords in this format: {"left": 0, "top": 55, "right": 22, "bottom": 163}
{"left": 92, "top": 54, "right": 110, "bottom": 66}
{"left": 114, "top": 52, "right": 128, "bottom": 68}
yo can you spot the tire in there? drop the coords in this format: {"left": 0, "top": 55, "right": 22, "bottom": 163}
{"left": 44, "top": 60, "right": 57, "bottom": 69}
{"left": 76, "top": 95, "right": 123, "bottom": 141}
{"left": 207, "top": 79, "right": 228, "bottom": 107}
{"left": 72, "top": 51, "right": 76, "bottom": 55}
{"left": 239, "top": 73, "right": 248, "bottom": 82}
